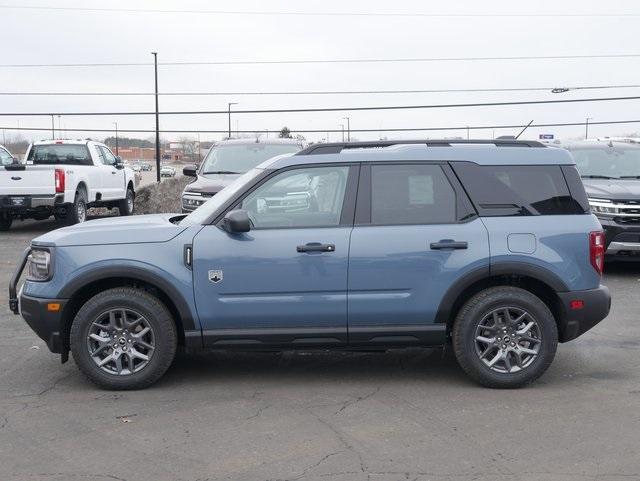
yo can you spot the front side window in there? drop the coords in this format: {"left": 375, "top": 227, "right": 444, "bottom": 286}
{"left": 201, "top": 143, "right": 302, "bottom": 175}
{"left": 370, "top": 164, "right": 457, "bottom": 224}
{"left": 452, "top": 163, "right": 584, "bottom": 216}
{"left": 240, "top": 166, "right": 350, "bottom": 228}
{"left": 99, "top": 146, "right": 117, "bottom": 166}
{"left": 27, "top": 144, "right": 91, "bottom": 165}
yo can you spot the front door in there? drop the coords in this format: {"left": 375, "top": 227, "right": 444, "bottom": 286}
{"left": 96, "top": 145, "right": 124, "bottom": 200}
{"left": 192, "top": 164, "right": 358, "bottom": 348}
{"left": 347, "top": 162, "right": 490, "bottom": 345}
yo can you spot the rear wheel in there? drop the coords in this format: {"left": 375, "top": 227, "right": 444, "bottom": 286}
{"left": 65, "top": 190, "right": 87, "bottom": 225}
{"left": 70, "top": 287, "right": 177, "bottom": 390}
{"left": 452, "top": 286, "right": 558, "bottom": 388}
{"left": 118, "top": 187, "right": 135, "bottom": 216}
{"left": 0, "top": 213, "right": 12, "bottom": 231}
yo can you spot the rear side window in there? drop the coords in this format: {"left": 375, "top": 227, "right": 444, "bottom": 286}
{"left": 371, "top": 164, "right": 457, "bottom": 224}
{"left": 27, "top": 144, "right": 92, "bottom": 166}
{"left": 452, "top": 162, "right": 585, "bottom": 216}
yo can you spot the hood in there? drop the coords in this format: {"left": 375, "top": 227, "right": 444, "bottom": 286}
{"left": 31, "top": 214, "right": 188, "bottom": 247}
{"left": 583, "top": 178, "right": 640, "bottom": 200}
{"left": 184, "top": 173, "right": 242, "bottom": 195}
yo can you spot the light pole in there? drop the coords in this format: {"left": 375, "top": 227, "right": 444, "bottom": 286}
{"left": 197, "top": 132, "right": 201, "bottom": 163}
{"left": 585, "top": 117, "right": 593, "bottom": 140}
{"left": 113, "top": 122, "right": 119, "bottom": 155}
{"left": 342, "top": 117, "right": 351, "bottom": 141}
{"left": 228, "top": 102, "right": 238, "bottom": 139}
{"left": 51, "top": 115, "right": 55, "bottom": 139}
{"left": 151, "top": 51, "right": 161, "bottom": 182}
{"left": 57, "top": 115, "right": 62, "bottom": 138}
{"left": 339, "top": 123, "right": 345, "bottom": 142}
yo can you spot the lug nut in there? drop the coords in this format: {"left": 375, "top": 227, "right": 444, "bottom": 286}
{"left": 502, "top": 344, "right": 507, "bottom": 349}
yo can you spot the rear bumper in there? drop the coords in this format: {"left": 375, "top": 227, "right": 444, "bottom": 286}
{"left": 19, "top": 293, "right": 67, "bottom": 354}
{"left": 557, "top": 285, "right": 611, "bottom": 342}
{"left": 0, "top": 194, "right": 63, "bottom": 214}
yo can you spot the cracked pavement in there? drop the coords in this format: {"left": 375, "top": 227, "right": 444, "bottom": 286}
{"left": 1, "top": 219, "right": 640, "bottom": 481}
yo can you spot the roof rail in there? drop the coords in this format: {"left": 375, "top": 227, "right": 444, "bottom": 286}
{"left": 296, "top": 139, "right": 546, "bottom": 155}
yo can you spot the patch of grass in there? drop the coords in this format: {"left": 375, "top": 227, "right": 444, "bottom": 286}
{"left": 134, "top": 176, "right": 192, "bottom": 215}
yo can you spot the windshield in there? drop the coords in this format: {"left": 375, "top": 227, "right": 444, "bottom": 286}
{"left": 0, "top": 147, "right": 14, "bottom": 166}
{"left": 571, "top": 147, "right": 640, "bottom": 179}
{"left": 27, "top": 144, "right": 92, "bottom": 165}
{"left": 180, "top": 168, "right": 265, "bottom": 225}
{"left": 200, "top": 143, "right": 301, "bottom": 174}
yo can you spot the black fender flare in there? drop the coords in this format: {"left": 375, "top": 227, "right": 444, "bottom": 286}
{"left": 58, "top": 264, "right": 198, "bottom": 331}
{"left": 434, "top": 261, "right": 568, "bottom": 325}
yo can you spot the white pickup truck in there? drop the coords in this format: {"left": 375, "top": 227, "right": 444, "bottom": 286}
{"left": 0, "top": 140, "right": 136, "bottom": 231}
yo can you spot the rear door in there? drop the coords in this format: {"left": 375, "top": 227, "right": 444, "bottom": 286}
{"left": 347, "top": 162, "right": 490, "bottom": 346}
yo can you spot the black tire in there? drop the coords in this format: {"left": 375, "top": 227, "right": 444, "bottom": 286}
{"left": 118, "top": 187, "right": 135, "bottom": 216}
{"left": 70, "top": 287, "right": 177, "bottom": 390}
{"left": 0, "top": 213, "right": 12, "bottom": 231}
{"left": 65, "top": 190, "right": 87, "bottom": 225}
{"left": 452, "top": 286, "right": 558, "bottom": 389}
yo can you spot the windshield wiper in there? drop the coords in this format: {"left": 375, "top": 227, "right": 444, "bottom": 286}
{"left": 203, "top": 170, "right": 240, "bottom": 175}
{"left": 581, "top": 175, "right": 616, "bottom": 179}
{"left": 619, "top": 175, "right": 640, "bottom": 179}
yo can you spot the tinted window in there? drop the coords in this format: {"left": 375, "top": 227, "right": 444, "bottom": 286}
{"left": 452, "top": 163, "right": 584, "bottom": 216}
{"left": 201, "top": 143, "right": 302, "bottom": 175}
{"left": 27, "top": 144, "right": 91, "bottom": 165}
{"left": 371, "top": 164, "right": 456, "bottom": 224}
{"left": 240, "top": 166, "right": 349, "bottom": 228}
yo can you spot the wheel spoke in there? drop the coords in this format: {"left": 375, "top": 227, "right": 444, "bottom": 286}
{"left": 98, "top": 353, "right": 114, "bottom": 367}
{"left": 114, "top": 354, "right": 123, "bottom": 374}
{"left": 487, "top": 351, "right": 502, "bottom": 367}
{"left": 89, "top": 333, "right": 110, "bottom": 344}
{"left": 475, "top": 335, "right": 495, "bottom": 344}
{"left": 517, "top": 321, "right": 535, "bottom": 335}
{"left": 134, "top": 339, "right": 154, "bottom": 351}
{"left": 130, "top": 347, "right": 149, "bottom": 361}
{"left": 132, "top": 326, "right": 150, "bottom": 338}
{"left": 91, "top": 343, "right": 110, "bottom": 357}
{"left": 518, "top": 346, "right": 538, "bottom": 356}
{"left": 502, "top": 308, "right": 512, "bottom": 326}
{"left": 510, "top": 312, "right": 527, "bottom": 327}
{"left": 127, "top": 353, "right": 135, "bottom": 373}
{"left": 503, "top": 353, "right": 513, "bottom": 372}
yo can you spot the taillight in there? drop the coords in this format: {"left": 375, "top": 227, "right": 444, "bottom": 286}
{"left": 589, "top": 231, "right": 605, "bottom": 276}
{"left": 54, "top": 168, "right": 65, "bottom": 193}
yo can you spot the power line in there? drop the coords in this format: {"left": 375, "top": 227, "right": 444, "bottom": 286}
{"left": 0, "top": 5, "right": 637, "bottom": 17}
{"left": 1, "top": 95, "right": 640, "bottom": 117}
{"left": 2, "top": 53, "right": 640, "bottom": 68}
{"left": 1, "top": 84, "right": 640, "bottom": 97}
{"left": 3, "top": 118, "right": 640, "bottom": 135}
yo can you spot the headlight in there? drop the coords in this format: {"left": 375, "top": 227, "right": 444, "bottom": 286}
{"left": 26, "top": 248, "right": 51, "bottom": 281}
{"left": 588, "top": 198, "right": 618, "bottom": 215}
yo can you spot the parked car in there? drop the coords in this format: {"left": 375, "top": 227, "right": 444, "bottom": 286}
{"left": 131, "top": 163, "right": 142, "bottom": 173}
{"left": 0, "top": 140, "right": 136, "bottom": 230}
{"left": 140, "top": 162, "right": 152, "bottom": 171}
{"left": 554, "top": 140, "right": 640, "bottom": 259}
{"left": 0, "top": 144, "right": 17, "bottom": 166}
{"left": 9, "top": 139, "right": 610, "bottom": 390}
{"left": 160, "top": 166, "right": 176, "bottom": 177}
{"left": 181, "top": 138, "right": 306, "bottom": 213}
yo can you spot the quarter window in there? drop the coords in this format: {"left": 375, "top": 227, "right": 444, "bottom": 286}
{"left": 370, "top": 164, "right": 457, "bottom": 224}
{"left": 240, "top": 166, "right": 350, "bottom": 228}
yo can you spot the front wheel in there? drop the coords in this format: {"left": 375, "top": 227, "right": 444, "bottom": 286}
{"left": 452, "top": 286, "right": 558, "bottom": 389}
{"left": 118, "top": 187, "right": 135, "bottom": 216}
{"left": 70, "top": 287, "right": 177, "bottom": 390}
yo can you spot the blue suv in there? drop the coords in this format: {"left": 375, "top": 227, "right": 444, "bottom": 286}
{"left": 9, "top": 140, "right": 611, "bottom": 389}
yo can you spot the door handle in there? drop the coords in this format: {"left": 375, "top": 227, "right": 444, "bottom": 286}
{"left": 297, "top": 242, "right": 335, "bottom": 253}
{"left": 111, "top": 171, "right": 117, "bottom": 174}
{"left": 430, "top": 239, "right": 468, "bottom": 250}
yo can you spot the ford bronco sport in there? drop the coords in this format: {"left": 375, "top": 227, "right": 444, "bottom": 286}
{"left": 9, "top": 140, "right": 611, "bottom": 390}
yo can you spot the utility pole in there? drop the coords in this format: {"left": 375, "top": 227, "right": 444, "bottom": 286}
{"left": 57, "top": 115, "right": 62, "bottom": 138}
{"left": 339, "top": 123, "right": 345, "bottom": 142}
{"left": 342, "top": 117, "right": 351, "bottom": 141}
{"left": 585, "top": 117, "right": 592, "bottom": 140}
{"left": 2, "top": 129, "right": 5, "bottom": 145}
{"left": 197, "top": 132, "right": 201, "bottom": 163}
{"left": 152, "top": 52, "right": 161, "bottom": 182}
{"left": 51, "top": 115, "right": 55, "bottom": 139}
{"left": 228, "top": 102, "right": 238, "bottom": 139}
{"left": 113, "top": 122, "right": 119, "bottom": 155}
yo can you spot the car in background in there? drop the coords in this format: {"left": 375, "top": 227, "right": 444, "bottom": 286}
{"left": 160, "top": 166, "right": 176, "bottom": 177}
{"left": 0, "top": 144, "right": 17, "bottom": 166}
{"left": 131, "top": 164, "right": 142, "bottom": 172}
{"left": 181, "top": 138, "right": 306, "bottom": 213}
{"left": 554, "top": 139, "right": 640, "bottom": 259}
{"left": 140, "top": 162, "right": 152, "bottom": 171}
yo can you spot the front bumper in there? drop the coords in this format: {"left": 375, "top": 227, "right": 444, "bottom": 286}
{"left": 598, "top": 216, "right": 640, "bottom": 257}
{"left": 19, "top": 293, "right": 67, "bottom": 353}
{"left": 557, "top": 285, "right": 611, "bottom": 342}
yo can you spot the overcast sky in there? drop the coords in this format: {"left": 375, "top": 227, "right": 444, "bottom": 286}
{"left": 1, "top": 0, "right": 640, "bottom": 144}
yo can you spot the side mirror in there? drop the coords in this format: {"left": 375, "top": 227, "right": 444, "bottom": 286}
{"left": 114, "top": 156, "right": 124, "bottom": 169}
{"left": 221, "top": 209, "right": 251, "bottom": 233}
{"left": 183, "top": 164, "right": 198, "bottom": 177}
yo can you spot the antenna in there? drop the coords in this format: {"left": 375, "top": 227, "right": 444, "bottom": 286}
{"left": 515, "top": 119, "right": 534, "bottom": 139}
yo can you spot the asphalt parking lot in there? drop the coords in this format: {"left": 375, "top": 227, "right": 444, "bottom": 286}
{"left": 1, "top": 220, "right": 639, "bottom": 481}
